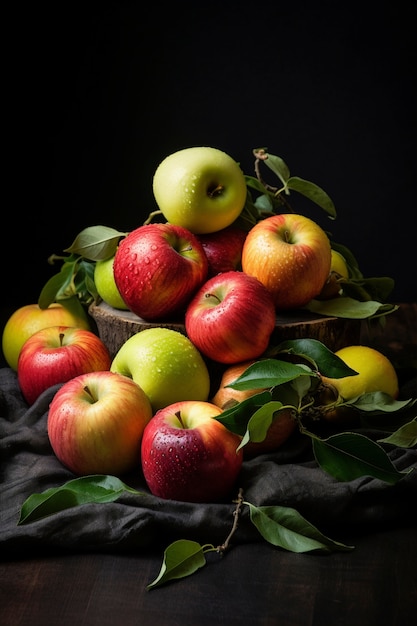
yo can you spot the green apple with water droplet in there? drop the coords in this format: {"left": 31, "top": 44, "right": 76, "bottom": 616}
{"left": 110, "top": 327, "right": 211, "bottom": 411}
{"left": 113, "top": 223, "right": 208, "bottom": 321}
{"left": 152, "top": 146, "right": 248, "bottom": 234}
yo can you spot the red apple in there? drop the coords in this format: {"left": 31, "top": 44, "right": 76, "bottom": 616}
{"left": 196, "top": 225, "right": 247, "bottom": 277}
{"left": 113, "top": 223, "right": 208, "bottom": 321}
{"left": 241, "top": 213, "right": 332, "bottom": 310}
{"left": 17, "top": 326, "right": 112, "bottom": 405}
{"left": 141, "top": 400, "right": 243, "bottom": 502}
{"left": 185, "top": 270, "right": 276, "bottom": 364}
{"left": 48, "top": 371, "right": 153, "bottom": 475}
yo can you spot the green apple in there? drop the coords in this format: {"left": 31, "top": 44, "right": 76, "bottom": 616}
{"left": 110, "top": 327, "right": 210, "bottom": 411}
{"left": 94, "top": 254, "right": 129, "bottom": 310}
{"left": 152, "top": 146, "right": 247, "bottom": 234}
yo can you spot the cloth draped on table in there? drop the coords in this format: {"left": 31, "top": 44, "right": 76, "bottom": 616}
{"left": 1, "top": 367, "right": 416, "bottom": 557}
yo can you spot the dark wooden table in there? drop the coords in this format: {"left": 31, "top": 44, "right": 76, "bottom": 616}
{"left": 1, "top": 304, "right": 416, "bottom": 626}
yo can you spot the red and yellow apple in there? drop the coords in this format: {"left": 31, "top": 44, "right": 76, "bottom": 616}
{"left": 2, "top": 302, "right": 91, "bottom": 371}
{"left": 48, "top": 371, "right": 153, "bottom": 475}
{"left": 211, "top": 360, "right": 297, "bottom": 457}
{"left": 185, "top": 270, "right": 276, "bottom": 364}
{"left": 17, "top": 325, "right": 111, "bottom": 405}
{"left": 113, "top": 222, "right": 208, "bottom": 321}
{"left": 152, "top": 146, "right": 248, "bottom": 234}
{"left": 141, "top": 400, "right": 243, "bottom": 502}
{"left": 241, "top": 213, "right": 332, "bottom": 310}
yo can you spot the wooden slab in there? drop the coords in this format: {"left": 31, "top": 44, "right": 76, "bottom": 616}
{"left": 89, "top": 301, "right": 362, "bottom": 360}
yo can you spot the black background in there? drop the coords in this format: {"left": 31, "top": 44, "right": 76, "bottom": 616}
{"left": 3, "top": 1, "right": 416, "bottom": 327}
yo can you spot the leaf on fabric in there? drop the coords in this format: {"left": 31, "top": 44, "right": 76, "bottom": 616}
{"left": 18, "top": 475, "right": 143, "bottom": 524}
{"left": 378, "top": 418, "right": 417, "bottom": 448}
{"left": 311, "top": 432, "right": 413, "bottom": 484}
{"left": 246, "top": 503, "right": 353, "bottom": 553}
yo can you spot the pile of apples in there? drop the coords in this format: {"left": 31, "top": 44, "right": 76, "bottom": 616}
{"left": 2, "top": 146, "right": 342, "bottom": 504}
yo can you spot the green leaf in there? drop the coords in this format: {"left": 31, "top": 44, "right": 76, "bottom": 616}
{"left": 262, "top": 153, "right": 291, "bottom": 186}
{"left": 18, "top": 475, "right": 143, "bottom": 524}
{"left": 238, "top": 402, "right": 286, "bottom": 450}
{"left": 286, "top": 176, "right": 337, "bottom": 218}
{"left": 349, "top": 392, "right": 414, "bottom": 413}
{"left": 38, "top": 262, "right": 76, "bottom": 308}
{"left": 311, "top": 432, "right": 413, "bottom": 484}
{"left": 246, "top": 503, "right": 353, "bottom": 553}
{"left": 146, "top": 540, "right": 207, "bottom": 590}
{"left": 305, "top": 297, "right": 397, "bottom": 320}
{"left": 226, "top": 358, "right": 314, "bottom": 391}
{"left": 64, "top": 225, "right": 127, "bottom": 261}
{"left": 342, "top": 276, "right": 395, "bottom": 303}
{"left": 215, "top": 391, "right": 273, "bottom": 436}
{"left": 272, "top": 338, "right": 358, "bottom": 378}
{"left": 378, "top": 418, "right": 417, "bottom": 448}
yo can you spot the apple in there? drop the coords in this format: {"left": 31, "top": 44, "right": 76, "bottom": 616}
{"left": 110, "top": 327, "right": 211, "bottom": 411}
{"left": 316, "top": 249, "right": 350, "bottom": 300}
{"left": 184, "top": 270, "right": 276, "bottom": 364}
{"left": 141, "top": 400, "right": 243, "bottom": 502}
{"left": 211, "top": 360, "right": 297, "bottom": 457}
{"left": 113, "top": 222, "right": 208, "bottom": 321}
{"left": 17, "top": 326, "right": 112, "bottom": 405}
{"left": 241, "top": 213, "right": 332, "bottom": 310}
{"left": 196, "top": 225, "right": 247, "bottom": 277}
{"left": 2, "top": 302, "right": 91, "bottom": 371}
{"left": 94, "top": 253, "right": 129, "bottom": 310}
{"left": 152, "top": 146, "right": 248, "bottom": 234}
{"left": 48, "top": 371, "right": 153, "bottom": 475}
{"left": 211, "top": 360, "right": 263, "bottom": 408}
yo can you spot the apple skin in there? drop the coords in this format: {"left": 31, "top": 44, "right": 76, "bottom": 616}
{"left": 152, "top": 146, "right": 248, "bottom": 234}
{"left": 185, "top": 270, "right": 276, "bottom": 364}
{"left": 2, "top": 302, "right": 91, "bottom": 371}
{"left": 113, "top": 222, "right": 208, "bottom": 321}
{"left": 17, "top": 326, "right": 112, "bottom": 405}
{"left": 196, "top": 225, "right": 247, "bottom": 277}
{"left": 211, "top": 360, "right": 297, "bottom": 457}
{"left": 141, "top": 400, "right": 243, "bottom": 502}
{"left": 241, "top": 213, "right": 332, "bottom": 310}
{"left": 48, "top": 371, "right": 153, "bottom": 475}
{"left": 110, "top": 327, "right": 211, "bottom": 412}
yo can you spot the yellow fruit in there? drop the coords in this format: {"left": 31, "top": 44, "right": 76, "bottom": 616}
{"left": 322, "top": 345, "right": 399, "bottom": 400}
{"left": 317, "top": 249, "right": 349, "bottom": 300}
{"left": 2, "top": 303, "right": 91, "bottom": 371}
{"left": 330, "top": 249, "right": 349, "bottom": 279}
{"left": 94, "top": 255, "right": 129, "bottom": 310}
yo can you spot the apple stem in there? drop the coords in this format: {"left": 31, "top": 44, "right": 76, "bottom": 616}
{"left": 207, "top": 184, "right": 224, "bottom": 199}
{"left": 216, "top": 487, "right": 244, "bottom": 554}
{"left": 83, "top": 385, "right": 96, "bottom": 401}
{"left": 204, "top": 292, "right": 220, "bottom": 304}
{"left": 59, "top": 332, "right": 65, "bottom": 346}
{"left": 175, "top": 410, "right": 186, "bottom": 428}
